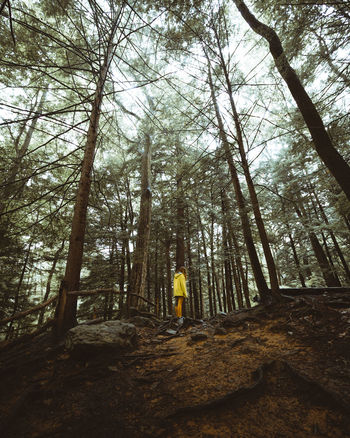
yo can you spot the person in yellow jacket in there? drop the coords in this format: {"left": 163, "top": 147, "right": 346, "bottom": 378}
{"left": 173, "top": 266, "right": 187, "bottom": 322}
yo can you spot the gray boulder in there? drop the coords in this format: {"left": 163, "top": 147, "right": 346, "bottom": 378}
{"left": 65, "top": 320, "right": 137, "bottom": 355}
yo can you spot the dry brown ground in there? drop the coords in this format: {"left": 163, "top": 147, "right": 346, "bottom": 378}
{"left": 0, "top": 293, "right": 349, "bottom": 438}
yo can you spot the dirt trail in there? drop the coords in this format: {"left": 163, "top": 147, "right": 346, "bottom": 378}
{"left": 0, "top": 296, "right": 349, "bottom": 437}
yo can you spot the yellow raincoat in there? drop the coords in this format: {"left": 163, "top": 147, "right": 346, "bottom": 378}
{"left": 173, "top": 272, "right": 187, "bottom": 298}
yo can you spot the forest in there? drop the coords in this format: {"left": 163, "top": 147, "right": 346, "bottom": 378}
{"left": 0, "top": 0, "right": 349, "bottom": 437}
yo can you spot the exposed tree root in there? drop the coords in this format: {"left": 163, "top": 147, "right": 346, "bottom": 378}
{"left": 165, "top": 363, "right": 265, "bottom": 418}
{"left": 164, "top": 359, "right": 350, "bottom": 420}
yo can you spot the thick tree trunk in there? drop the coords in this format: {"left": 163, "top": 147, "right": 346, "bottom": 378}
{"left": 207, "top": 57, "right": 271, "bottom": 303}
{"left": 233, "top": 0, "right": 350, "bottom": 201}
{"left": 55, "top": 32, "right": 116, "bottom": 335}
{"left": 127, "top": 134, "right": 152, "bottom": 310}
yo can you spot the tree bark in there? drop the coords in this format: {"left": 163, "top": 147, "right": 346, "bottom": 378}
{"left": 127, "top": 133, "right": 152, "bottom": 310}
{"left": 213, "top": 24, "right": 280, "bottom": 297}
{"left": 206, "top": 55, "right": 271, "bottom": 303}
{"left": 55, "top": 25, "right": 118, "bottom": 335}
{"left": 176, "top": 155, "right": 185, "bottom": 269}
{"left": 198, "top": 212, "right": 214, "bottom": 317}
{"left": 165, "top": 238, "right": 173, "bottom": 316}
{"left": 197, "top": 231, "right": 204, "bottom": 318}
{"left": 221, "top": 190, "right": 250, "bottom": 308}
{"left": 233, "top": 0, "right": 350, "bottom": 201}
{"left": 222, "top": 221, "right": 233, "bottom": 312}
{"left": 210, "top": 208, "right": 222, "bottom": 312}
{"left": 187, "top": 218, "right": 200, "bottom": 318}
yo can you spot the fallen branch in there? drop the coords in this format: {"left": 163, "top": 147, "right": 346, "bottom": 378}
{"left": 0, "top": 295, "right": 58, "bottom": 326}
{"left": 67, "top": 289, "right": 155, "bottom": 307}
{"left": 0, "top": 319, "right": 55, "bottom": 352}
{"left": 67, "top": 288, "right": 116, "bottom": 296}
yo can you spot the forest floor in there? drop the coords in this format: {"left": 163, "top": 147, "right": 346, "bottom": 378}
{"left": 0, "top": 292, "right": 350, "bottom": 438}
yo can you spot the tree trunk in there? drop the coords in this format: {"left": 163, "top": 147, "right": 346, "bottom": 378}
{"left": 288, "top": 232, "right": 307, "bottom": 288}
{"left": 55, "top": 30, "right": 117, "bottom": 335}
{"left": 222, "top": 222, "right": 233, "bottom": 312}
{"left": 295, "top": 205, "right": 341, "bottom": 287}
{"left": 321, "top": 232, "right": 341, "bottom": 286}
{"left": 210, "top": 210, "right": 222, "bottom": 312}
{"left": 214, "top": 25, "right": 280, "bottom": 297}
{"left": 38, "top": 239, "right": 65, "bottom": 327}
{"left": 176, "top": 159, "right": 185, "bottom": 269}
{"left": 221, "top": 190, "right": 250, "bottom": 308}
{"left": 6, "top": 239, "right": 33, "bottom": 339}
{"left": 198, "top": 213, "right": 214, "bottom": 317}
{"left": 161, "top": 275, "right": 167, "bottom": 320}
{"left": 221, "top": 265, "right": 227, "bottom": 313}
{"left": 187, "top": 219, "right": 200, "bottom": 318}
{"left": 206, "top": 56, "right": 271, "bottom": 302}
{"left": 197, "top": 234, "right": 204, "bottom": 318}
{"left": 233, "top": 0, "right": 350, "bottom": 201}
{"left": 127, "top": 133, "right": 153, "bottom": 310}
{"left": 154, "top": 240, "right": 160, "bottom": 317}
{"left": 165, "top": 238, "right": 173, "bottom": 316}
{"left": 311, "top": 185, "right": 350, "bottom": 282}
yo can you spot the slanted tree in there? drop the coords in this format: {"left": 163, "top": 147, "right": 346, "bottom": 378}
{"left": 55, "top": 11, "right": 122, "bottom": 335}
{"left": 233, "top": 0, "right": 350, "bottom": 201}
{"left": 206, "top": 52, "right": 272, "bottom": 303}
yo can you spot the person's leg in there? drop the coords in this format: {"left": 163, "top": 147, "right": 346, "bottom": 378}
{"left": 175, "top": 297, "right": 179, "bottom": 317}
{"left": 177, "top": 297, "right": 184, "bottom": 318}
